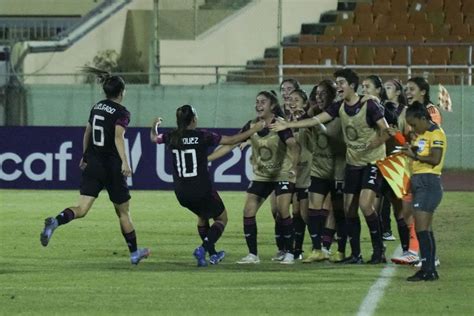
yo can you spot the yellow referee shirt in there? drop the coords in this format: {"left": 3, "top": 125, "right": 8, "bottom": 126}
{"left": 412, "top": 124, "right": 447, "bottom": 175}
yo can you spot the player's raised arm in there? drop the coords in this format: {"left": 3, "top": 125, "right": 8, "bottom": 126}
{"left": 150, "top": 117, "right": 163, "bottom": 143}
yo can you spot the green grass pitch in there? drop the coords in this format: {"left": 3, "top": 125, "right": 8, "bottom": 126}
{"left": 1, "top": 190, "right": 473, "bottom": 315}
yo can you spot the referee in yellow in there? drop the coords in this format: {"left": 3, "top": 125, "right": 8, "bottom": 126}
{"left": 401, "top": 101, "right": 446, "bottom": 282}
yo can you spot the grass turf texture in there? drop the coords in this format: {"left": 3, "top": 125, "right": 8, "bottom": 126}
{"left": 1, "top": 190, "right": 473, "bottom": 315}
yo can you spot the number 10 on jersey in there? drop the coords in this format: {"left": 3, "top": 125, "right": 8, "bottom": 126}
{"left": 172, "top": 149, "right": 197, "bottom": 178}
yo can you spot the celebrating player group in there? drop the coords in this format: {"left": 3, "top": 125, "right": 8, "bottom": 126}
{"left": 40, "top": 67, "right": 447, "bottom": 282}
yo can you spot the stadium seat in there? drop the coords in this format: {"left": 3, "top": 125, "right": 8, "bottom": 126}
{"left": 409, "top": 12, "right": 428, "bottom": 24}
{"left": 283, "top": 47, "right": 301, "bottom": 64}
{"left": 371, "top": 33, "right": 388, "bottom": 42}
{"left": 372, "top": 0, "right": 391, "bottom": 15}
{"left": 445, "top": 0, "right": 462, "bottom": 12}
{"left": 427, "top": 12, "right": 445, "bottom": 26}
{"left": 341, "top": 24, "right": 360, "bottom": 37}
{"left": 397, "top": 23, "right": 416, "bottom": 35}
{"left": 355, "top": 3, "right": 373, "bottom": 14}
{"left": 393, "top": 47, "right": 409, "bottom": 64}
{"left": 412, "top": 47, "right": 432, "bottom": 65}
{"left": 315, "top": 34, "right": 336, "bottom": 42}
{"left": 414, "top": 23, "right": 434, "bottom": 36}
{"left": 462, "top": 1, "right": 474, "bottom": 14}
{"left": 450, "top": 47, "right": 469, "bottom": 64}
{"left": 464, "top": 14, "right": 474, "bottom": 27}
{"left": 425, "top": 0, "right": 444, "bottom": 12}
{"left": 325, "top": 25, "right": 342, "bottom": 36}
{"left": 430, "top": 47, "right": 450, "bottom": 64}
{"left": 334, "top": 34, "right": 353, "bottom": 43}
{"left": 389, "top": 12, "right": 409, "bottom": 25}
{"left": 336, "top": 12, "right": 354, "bottom": 25}
{"left": 355, "top": 13, "right": 374, "bottom": 25}
{"left": 320, "top": 47, "right": 340, "bottom": 65}
{"left": 391, "top": 0, "right": 409, "bottom": 12}
{"left": 432, "top": 23, "right": 452, "bottom": 37}
{"left": 299, "top": 34, "right": 318, "bottom": 44}
{"left": 451, "top": 24, "right": 470, "bottom": 37}
{"left": 374, "top": 47, "right": 394, "bottom": 64}
{"left": 356, "top": 47, "right": 376, "bottom": 64}
{"left": 445, "top": 11, "right": 464, "bottom": 25}
{"left": 344, "top": 47, "right": 358, "bottom": 65}
{"left": 301, "top": 47, "right": 321, "bottom": 64}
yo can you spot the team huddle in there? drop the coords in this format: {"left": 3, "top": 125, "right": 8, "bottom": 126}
{"left": 40, "top": 67, "right": 447, "bottom": 282}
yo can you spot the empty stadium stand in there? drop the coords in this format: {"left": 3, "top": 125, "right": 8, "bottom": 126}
{"left": 227, "top": 0, "right": 474, "bottom": 85}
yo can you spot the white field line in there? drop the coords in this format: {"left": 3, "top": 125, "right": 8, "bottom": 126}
{"left": 356, "top": 247, "right": 403, "bottom": 316}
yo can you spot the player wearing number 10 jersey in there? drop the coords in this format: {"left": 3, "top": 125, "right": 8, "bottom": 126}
{"left": 40, "top": 67, "right": 150, "bottom": 265}
{"left": 151, "top": 105, "right": 264, "bottom": 267}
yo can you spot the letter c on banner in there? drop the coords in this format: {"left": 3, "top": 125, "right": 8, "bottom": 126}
{"left": 0, "top": 153, "right": 22, "bottom": 181}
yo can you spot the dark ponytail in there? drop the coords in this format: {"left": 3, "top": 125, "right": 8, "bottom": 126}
{"left": 81, "top": 66, "right": 125, "bottom": 99}
{"left": 169, "top": 104, "right": 196, "bottom": 148}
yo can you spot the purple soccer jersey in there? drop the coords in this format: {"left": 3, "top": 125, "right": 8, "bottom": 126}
{"left": 160, "top": 129, "right": 222, "bottom": 193}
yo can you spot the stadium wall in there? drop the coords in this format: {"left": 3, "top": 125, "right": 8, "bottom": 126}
{"left": 19, "top": 84, "right": 474, "bottom": 169}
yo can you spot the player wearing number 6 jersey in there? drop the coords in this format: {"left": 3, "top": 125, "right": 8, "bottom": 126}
{"left": 150, "top": 105, "right": 264, "bottom": 267}
{"left": 40, "top": 67, "right": 150, "bottom": 265}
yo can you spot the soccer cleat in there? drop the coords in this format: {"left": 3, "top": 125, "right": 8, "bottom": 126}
{"left": 382, "top": 232, "right": 396, "bottom": 241}
{"left": 366, "top": 252, "right": 387, "bottom": 264}
{"left": 343, "top": 254, "right": 364, "bottom": 264}
{"left": 271, "top": 250, "right": 286, "bottom": 261}
{"left": 414, "top": 257, "right": 440, "bottom": 268}
{"left": 293, "top": 249, "right": 304, "bottom": 260}
{"left": 236, "top": 253, "right": 260, "bottom": 264}
{"left": 280, "top": 252, "right": 295, "bottom": 265}
{"left": 302, "top": 249, "right": 328, "bottom": 263}
{"left": 209, "top": 251, "right": 226, "bottom": 265}
{"left": 329, "top": 251, "right": 346, "bottom": 263}
{"left": 40, "top": 217, "right": 59, "bottom": 247}
{"left": 391, "top": 251, "right": 419, "bottom": 265}
{"left": 407, "top": 270, "right": 439, "bottom": 282}
{"left": 193, "top": 246, "right": 208, "bottom": 267}
{"left": 130, "top": 248, "right": 150, "bottom": 265}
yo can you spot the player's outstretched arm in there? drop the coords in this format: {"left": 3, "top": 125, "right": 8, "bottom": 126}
{"left": 367, "top": 117, "right": 391, "bottom": 150}
{"left": 270, "top": 112, "right": 332, "bottom": 132}
{"left": 208, "top": 144, "right": 237, "bottom": 162}
{"left": 115, "top": 125, "right": 132, "bottom": 177}
{"left": 219, "top": 120, "right": 265, "bottom": 145}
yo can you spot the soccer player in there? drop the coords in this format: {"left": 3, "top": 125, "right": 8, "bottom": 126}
{"left": 301, "top": 80, "right": 347, "bottom": 263}
{"left": 270, "top": 78, "right": 302, "bottom": 261}
{"left": 287, "top": 88, "right": 312, "bottom": 259}
{"left": 210, "top": 91, "right": 299, "bottom": 264}
{"left": 362, "top": 75, "right": 400, "bottom": 241}
{"left": 40, "top": 67, "right": 150, "bottom": 265}
{"left": 271, "top": 68, "right": 392, "bottom": 264}
{"left": 150, "top": 105, "right": 264, "bottom": 267}
{"left": 402, "top": 101, "right": 446, "bottom": 282}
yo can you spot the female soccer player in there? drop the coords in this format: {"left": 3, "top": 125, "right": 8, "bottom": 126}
{"left": 150, "top": 105, "right": 264, "bottom": 267}
{"left": 301, "top": 80, "right": 347, "bottom": 263}
{"left": 210, "top": 91, "right": 300, "bottom": 264}
{"left": 40, "top": 67, "right": 150, "bottom": 265}
{"left": 270, "top": 78, "right": 302, "bottom": 261}
{"left": 272, "top": 68, "right": 392, "bottom": 264}
{"left": 287, "top": 88, "right": 312, "bottom": 259}
{"left": 402, "top": 101, "right": 446, "bottom": 282}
